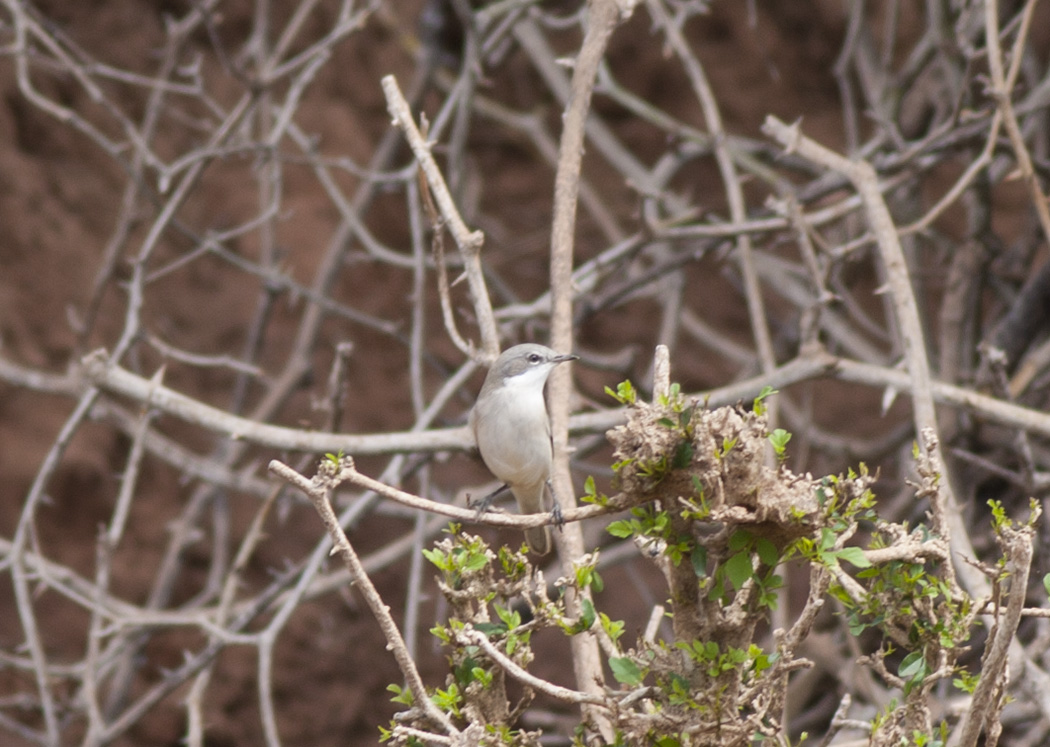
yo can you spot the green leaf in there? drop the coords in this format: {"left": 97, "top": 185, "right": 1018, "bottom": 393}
{"left": 453, "top": 656, "right": 478, "bottom": 686}
{"left": 755, "top": 538, "right": 779, "bottom": 567}
{"left": 387, "top": 683, "right": 413, "bottom": 705}
{"left": 494, "top": 605, "right": 521, "bottom": 629}
{"left": 672, "top": 440, "right": 694, "bottom": 469}
{"left": 691, "top": 545, "right": 708, "bottom": 577}
{"left": 607, "top": 520, "right": 635, "bottom": 538}
{"left": 606, "top": 380, "right": 637, "bottom": 405}
{"left": 725, "top": 551, "right": 753, "bottom": 590}
{"left": 728, "top": 529, "right": 753, "bottom": 551}
{"left": 753, "top": 386, "right": 778, "bottom": 414}
{"left": 899, "top": 653, "right": 925, "bottom": 679}
{"left": 577, "top": 564, "right": 604, "bottom": 592}
{"left": 461, "top": 550, "right": 488, "bottom": 572}
{"left": 421, "top": 548, "right": 446, "bottom": 570}
{"left": 988, "top": 499, "right": 1008, "bottom": 529}
{"left": 473, "top": 621, "right": 506, "bottom": 637}
{"left": 899, "top": 651, "right": 928, "bottom": 694}
{"left": 953, "top": 669, "right": 978, "bottom": 694}
{"left": 836, "top": 546, "right": 872, "bottom": 568}
{"left": 609, "top": 657, "right": 643, "bottom": 685}
{"left": 579, "top": 598, "right": 596, "bottom": 631}
{"left": 768, "top": 428, "right": 792, "bottom": 455}
{"left": 599, "top": 613, "right": 626, "bottom": 643}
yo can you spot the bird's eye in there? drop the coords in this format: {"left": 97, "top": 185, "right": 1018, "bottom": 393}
{"left": 528, "top": 353, "right": 542, "bottom": 364}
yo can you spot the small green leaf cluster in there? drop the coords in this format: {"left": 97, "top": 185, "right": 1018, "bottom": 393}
{"left": 421, "top": 526, "right": 493, "bottom": 588}
{"left": 825, "top": 528, "right": 973, "bottom": 697}
{"left": 559, "top": 558, "right": 604, "bottom": 636}
{"left": 801, "top": 468, "right": 981, "bottom": 743}
{"left": 814, "top": 467, "right": 878, "bottom": 521}
{"left": 715, "top": 436, "right": 736, "bottom": 461}
{"left": 594, "top": 629, "right": 792, "bottom": 744}
{"left": 607, "top": 379, "right": 698, "bottom": 489}
{"left": 869, "top": 702, "right": 948, "bottom": 747}
{"left": 605, "top": 379, "right": 638, "bottom": 405}
{"left": 605, "top": 639, "right": 775, "bottom": 702}
{"left": 767, "top": 428, "right": 791, "bottom": 460}
{"left": 709, "top": 530, "right": 784, "bottom": 611}
{"left": 796, "top": 527, "right": 872, "bottom": 576}
{"left": 677, "top": 640, "right": 774, "bottom": 682}
{"left": 607, "top": 503, "right": 672, "bottom": 546}
{"left": 987, "top": 496, "right": 1040, "bottom": 540}
{"left": 607, "top": 491, "right": 716, "bottom": 571}
{"left": 752, "top": 385, "right": 777, "bottom": 416}
{"left": 580, "top": 474, "right": 609, "bottom": 506}
{"left": 384, "top": 531, "right": 645, "bottom": 745}
{"left": 383, "top": 530, "right": 548, "bottom": 745}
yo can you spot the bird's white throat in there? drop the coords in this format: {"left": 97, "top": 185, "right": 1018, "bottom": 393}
{"left": 499, "top": 364, "right": 554, "bottom": 393}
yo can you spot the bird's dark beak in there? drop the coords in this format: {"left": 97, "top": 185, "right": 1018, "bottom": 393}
{"left": 553, "top": 353, "right": 579, "bottom": 364}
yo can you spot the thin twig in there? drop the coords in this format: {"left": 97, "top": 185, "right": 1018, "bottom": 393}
{"left": 382, "top": 74, "right": 499, "bottom": 361}
{"left": 270, "top": 457, "right": 458, "bottom": 736}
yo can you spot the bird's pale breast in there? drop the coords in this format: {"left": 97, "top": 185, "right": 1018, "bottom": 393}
{"left": 472, "top": 387, "right": 552, "bottom": 488}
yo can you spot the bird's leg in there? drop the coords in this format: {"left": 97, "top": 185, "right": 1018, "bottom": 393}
{"left": 471, "top": 483, "right": 510, "bottom": 518}
{"left": 545, "top": 479, "right": 565, "bottom": 530}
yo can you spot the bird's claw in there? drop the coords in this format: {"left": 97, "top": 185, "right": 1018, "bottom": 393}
{"left": 544, "top": 479, "right": 566, "bottom": 532}
{"left": 470, "top": 484, "right": 508, "bottom": 519}
{"left": 550, "top": 502, "right": 564, "bottom": 532}
{"left": 469, "top": 496, "right": 492, "bottom": 520}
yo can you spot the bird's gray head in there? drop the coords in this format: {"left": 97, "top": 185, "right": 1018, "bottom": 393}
{"left": 484, "top": 343, "right": 577, "bottom": 392}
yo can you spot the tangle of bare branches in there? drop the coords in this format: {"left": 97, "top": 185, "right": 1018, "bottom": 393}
{"left": 4, "top": 1, "right": 1050, "bottom": 744}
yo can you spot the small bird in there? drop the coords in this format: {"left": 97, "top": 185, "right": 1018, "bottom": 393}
{"left": 469, "top": 344, "right": 578, "bottom": 555}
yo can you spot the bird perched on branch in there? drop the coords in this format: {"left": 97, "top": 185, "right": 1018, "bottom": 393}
{"left": 470, "top": 344, "right": 577, "bottom": 555}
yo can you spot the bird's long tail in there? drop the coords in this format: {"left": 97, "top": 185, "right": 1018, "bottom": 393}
{"left": 525, "top": 525, "right": 551, "bottom": 555}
